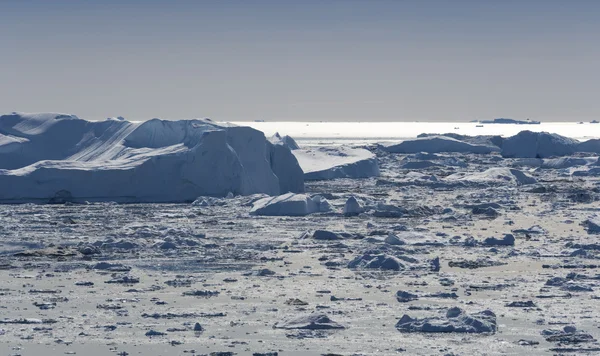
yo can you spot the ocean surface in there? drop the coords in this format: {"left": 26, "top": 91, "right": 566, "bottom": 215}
{"left": 231, "top": 121, "right": 600, "bottom": 146}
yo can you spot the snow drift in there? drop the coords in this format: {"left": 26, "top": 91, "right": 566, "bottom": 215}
{"left": 292, "top": 146, "right": 379, "bottom": 180}
{"left": 0, "top": 112, "right": 304, "bottom": 203}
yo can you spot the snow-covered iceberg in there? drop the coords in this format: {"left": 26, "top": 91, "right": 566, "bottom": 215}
{"left": 292, "top": 146, "right": 379, "bottom": 180}
{"left": 383, "top": 136, "right": 498, "bottom": 154}
{"left": 0, "top": 112, "right": 304, "bottom": 203}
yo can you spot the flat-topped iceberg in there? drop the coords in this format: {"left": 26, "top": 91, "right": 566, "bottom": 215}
{"left": 478, "top": 118, "right": 540, "bottom": 125}
{"left": 0, "top": 112, "right": 304, "bottom": 203}
{"left": 382, "top": 136, "right": 498, "bottom": 154}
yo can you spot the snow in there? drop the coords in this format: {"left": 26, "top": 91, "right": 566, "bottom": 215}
{"left": 382, "top": 136, "right": 498, "bottom": 154}
{"left": 292, "top": 146, "right": 380, "bottom": 180}
{"left": 0, "top": 112, "right": 304, "bottom": 203}
{"left": 249, "top": 193, "right": 331, "bottom": 216}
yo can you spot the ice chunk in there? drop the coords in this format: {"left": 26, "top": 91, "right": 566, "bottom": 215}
{"left": 274, "top": 313, "right": 345, "bottom": 330}
{"left": 250, "top": 193, "right": 330, "bottom": 216}
{"left": 396, "top": 308, "right": 497, "bottom": 334}
{"left": 343, "top": 196, "right": 363, "bottom": 216}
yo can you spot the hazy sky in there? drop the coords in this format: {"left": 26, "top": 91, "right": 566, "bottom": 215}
{"left": 1, "top": 0, "right": 599, "bottom": 122}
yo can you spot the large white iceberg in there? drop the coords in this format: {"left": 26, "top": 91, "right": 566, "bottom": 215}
{"left": 292, "top": 146, "right": 380, "bottom": 180}
{"left": 0, "top": 112, "right": 304, "bottom": 203}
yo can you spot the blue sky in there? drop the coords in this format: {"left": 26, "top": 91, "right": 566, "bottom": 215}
{"left": 1, "top": 0, "right": 599, "bottom": 121}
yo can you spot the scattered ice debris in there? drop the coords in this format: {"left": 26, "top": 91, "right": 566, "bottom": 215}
{"left": 448, "top": 258, "right": 507, "bottom": 269}
{"left": 347, "top": 252, "right": 406, "bottom": 271}
{"left": 512, "top": 225, "right": 546, "bottom": 235}
{"left": 145, "top": 330, "right": 166, "bottom": 337}
{"left": 542, "top": 326, "right": 596, "bottom": 344}
{"left": 505, "top": 301, "right": 536, "bottom": 308}
{"left": 243, "top": 269, "right": 276, "bottom": 277}
{"left": 181, "top": 290, "right": 220, "bottom": 297}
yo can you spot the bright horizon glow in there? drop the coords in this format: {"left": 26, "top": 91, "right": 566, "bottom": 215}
{"left": 2, "top": 0, "right": 599, "bottom": 122}
{"left": 230, "top": 121, "right": 600, "bottom": 145}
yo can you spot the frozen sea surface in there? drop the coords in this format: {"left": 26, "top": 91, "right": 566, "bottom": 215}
{"left": 3, "top": 119, "right": 600, "bottom": 355}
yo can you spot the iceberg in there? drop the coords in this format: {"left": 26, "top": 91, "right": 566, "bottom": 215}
{"left": 382, "top": 136, "right": 498, "bottom": 154}
{"left": 292, "top": 146, "right": 380, "bottom": 180}
{"left": 0, "top": 112, "right": 304, "bottom": 203}
{"left": 250, "top": 193, "right": 331, "bottom": 216}
{"left": 501, "top": 131, "right": 579, "bottom": 158}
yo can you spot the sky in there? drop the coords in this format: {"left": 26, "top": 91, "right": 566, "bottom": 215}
{"left": 1, "top": 0, "right": 599, "bottom": 122}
